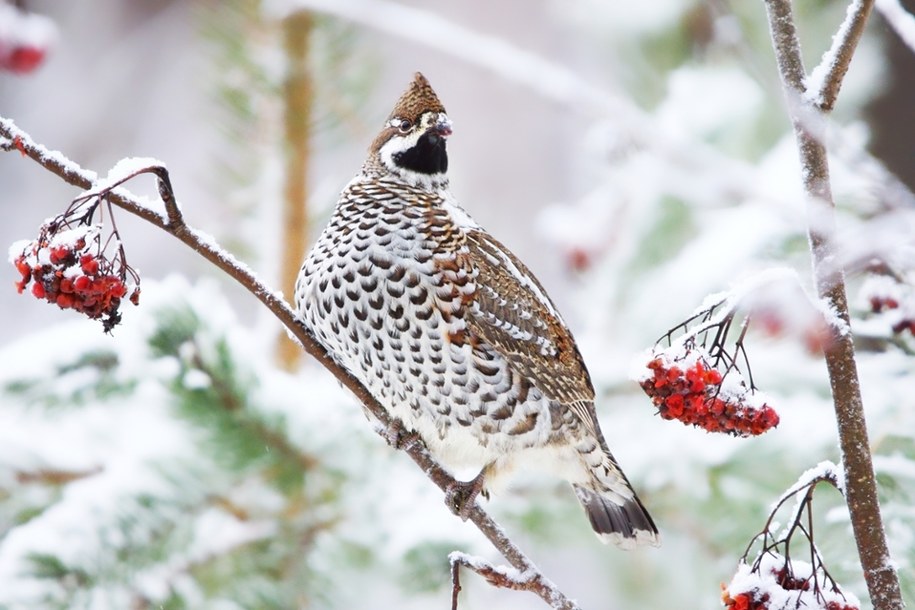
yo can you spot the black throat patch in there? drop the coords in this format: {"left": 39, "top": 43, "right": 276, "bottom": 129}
{"left": 393, "top": 131, "right": 448, "bottom": 175}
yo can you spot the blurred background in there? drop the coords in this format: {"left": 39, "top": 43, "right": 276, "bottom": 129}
{"left": 1, "top": 0, "right": 914, "bottom": 608}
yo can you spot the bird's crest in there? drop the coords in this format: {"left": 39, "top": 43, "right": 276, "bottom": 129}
{"left": 387, "top": 72, "right": 446, "bottom": 124}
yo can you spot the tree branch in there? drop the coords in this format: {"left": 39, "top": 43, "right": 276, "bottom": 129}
{"left": 0, "top": 116, "right": 580, "bottom": 610}
{"left": 449, "top": 552, "right": 569, "bottom": 610}
{"left": 812, "top": 0, "right": 875, "bottom": 112}
{"left": 761, "top": 2, "right": 903, "bottom": 609}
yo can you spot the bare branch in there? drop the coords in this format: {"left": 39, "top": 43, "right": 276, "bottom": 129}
{"left": 761, "top": 2, "right": 903, "bottom": 609}
{"left": 0, "top": 116, "right": 581, "bottom": 610}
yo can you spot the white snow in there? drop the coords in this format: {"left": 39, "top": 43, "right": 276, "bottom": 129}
{"left": 98, "top": 156, "right": 166, "bottom": 192}
{"left": 0, "top": 117, "right": 99, "bottom": 185}
{"left": 726, "top": 553, "right": 861, "bottom": 610}
{"left": 7, "top": 238, "right": 32, "bottom": 263}
{"left": 656, "top": 66, "right": 763, "bottom": 142}
{"left": 804, "top": 0, "right": 868, "bottom": 106}
{"left": 450, "top": 551, "right": 536, "bottom": 585}
{"left": 773, "top": 461, "right": 845, "bottom": 509}
{"left": 0, "top": 5, "right": 58, "bottom": 49}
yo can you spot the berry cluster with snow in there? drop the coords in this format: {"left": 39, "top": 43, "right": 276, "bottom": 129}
{"left": 639, "top": 346, "right": 779, "bottom": 436}
{"left": 0, "top": 5, "right": 56, "bottom": 74}
{"left": 859, "top": 274, "right": 915, "bottom": 337}
{"left": 722, "top": 553, "right": 860, "bottom": 610}
{"left": 10, "top": 223, "right": 139, "bottom": 332}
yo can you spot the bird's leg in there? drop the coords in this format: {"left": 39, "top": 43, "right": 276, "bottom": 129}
{"left": 383, "top": 418, "right": 421, "bottom": 450}
{"left": 444, "top": 468, "right": 490, "bottom": 521}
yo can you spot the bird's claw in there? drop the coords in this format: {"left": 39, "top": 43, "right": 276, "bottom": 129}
{"left": 444, "top": 472, "right": 488, "bottom": 520}
{"left": 384, "top": 419, "right": 419, "bottom": 450}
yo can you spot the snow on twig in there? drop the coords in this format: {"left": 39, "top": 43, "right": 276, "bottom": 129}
{"left": 806, "top": 0, "right": 874, "bottom": 111}
{"left": 449, "top": 551, "right": 575, "bottom": 610}
{"left": 773, "top": 461, "right": 844, "bottom": 512}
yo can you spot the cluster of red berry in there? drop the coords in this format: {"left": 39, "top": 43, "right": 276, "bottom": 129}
{"left": 721, "top": 589, "right": 769, "bottom": 610}
{"left": 773, "top": 565, "right": 814, "bottom": 592}
{"left": 869, "top": 295, "right": 915, "bottom": 336}
{"left": 722, "top": 566, "right": 859, "bottom": 610}
{"left": 0, "top": 6, "right": 55, "bottom": 74}
{"left": 640, "top": 356, "right": 779, "bottom": 436}
{"left": 722, "top": 591, "right": 857, "bottom": 610}
{"left": 12, "top": 229, "right": 139, "bottom": 332}
{"left": 869, "top": 295, "right": 899, "bottom": 313}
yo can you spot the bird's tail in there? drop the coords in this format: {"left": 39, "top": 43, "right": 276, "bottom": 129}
{"left": 571, "top": 441, "right": 661, "bottom": 551}
{"left": 572, "top": 484, "right": 659, "bottom": 549}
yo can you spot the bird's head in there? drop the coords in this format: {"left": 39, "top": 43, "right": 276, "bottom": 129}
{"left": 369, "top": 72, "right": 452, "bottom": 189}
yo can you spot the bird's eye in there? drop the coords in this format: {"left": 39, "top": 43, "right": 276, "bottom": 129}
{"left": 395, "top": 118, "right": 412, "bottom": 133}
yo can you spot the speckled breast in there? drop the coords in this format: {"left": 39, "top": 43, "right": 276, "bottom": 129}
{"left": 295, "top": 177, "right": 556, "bottom": 473}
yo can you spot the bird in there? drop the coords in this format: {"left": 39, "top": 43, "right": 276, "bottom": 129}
{"left": 294, "top": 72, "right": 659, "bottom": 549}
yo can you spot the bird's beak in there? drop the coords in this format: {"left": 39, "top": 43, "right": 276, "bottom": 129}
{"left": 432, "top": 114, "right": 452, "bottom": 137}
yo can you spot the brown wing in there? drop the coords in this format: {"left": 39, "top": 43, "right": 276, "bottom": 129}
{"left": 461, "top": 230, "right": 599, "bottom": 434}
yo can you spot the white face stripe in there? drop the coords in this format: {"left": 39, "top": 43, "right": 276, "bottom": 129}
{"left": 386, "top": 112, "right": 451, "bottom": 133}
{"left": 378, "top": 112, "right": 451, "bottom": 189}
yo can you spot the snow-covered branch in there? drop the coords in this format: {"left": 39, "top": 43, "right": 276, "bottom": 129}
{"left": 808, "top": 0, "right": 875, "bottom": 111}
{"left": 760, "top": 2, "right": 904, "bottom": 609}
{"left": 0, "top": 116, "right": 580, "bottom": 610}
{"left": 449, "top": 552, "right": 570, "bottom": 610}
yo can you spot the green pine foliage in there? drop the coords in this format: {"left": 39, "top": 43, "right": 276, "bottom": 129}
{"left": 0, "top": 283, "right": 342, "bottom": 609}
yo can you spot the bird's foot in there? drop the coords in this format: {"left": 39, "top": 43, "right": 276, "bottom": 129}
{"left": 444, "top": 471, "right": 489, "bottom": 521}
{"left": 384, "top": 419, "right": 420, "bottom": 450}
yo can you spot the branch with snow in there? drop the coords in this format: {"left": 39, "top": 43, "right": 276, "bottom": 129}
{"left": 761, "top": 1, "right": 903, "bottom": 608}
{"left": 0, "top": 116, "right": 580, "bottom": 610}
{"left": 449, "top": 552, "right": 565, "bottom": 610}
{"left": 807, "top": 0, "right": 875, "bottom": 111}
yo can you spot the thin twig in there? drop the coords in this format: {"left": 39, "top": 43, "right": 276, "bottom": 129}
{"left": 450, "top": 558, "right": 462, "bottom": 610}
{"left": 0, "top": 116, "right": 581, "bottom": 610}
